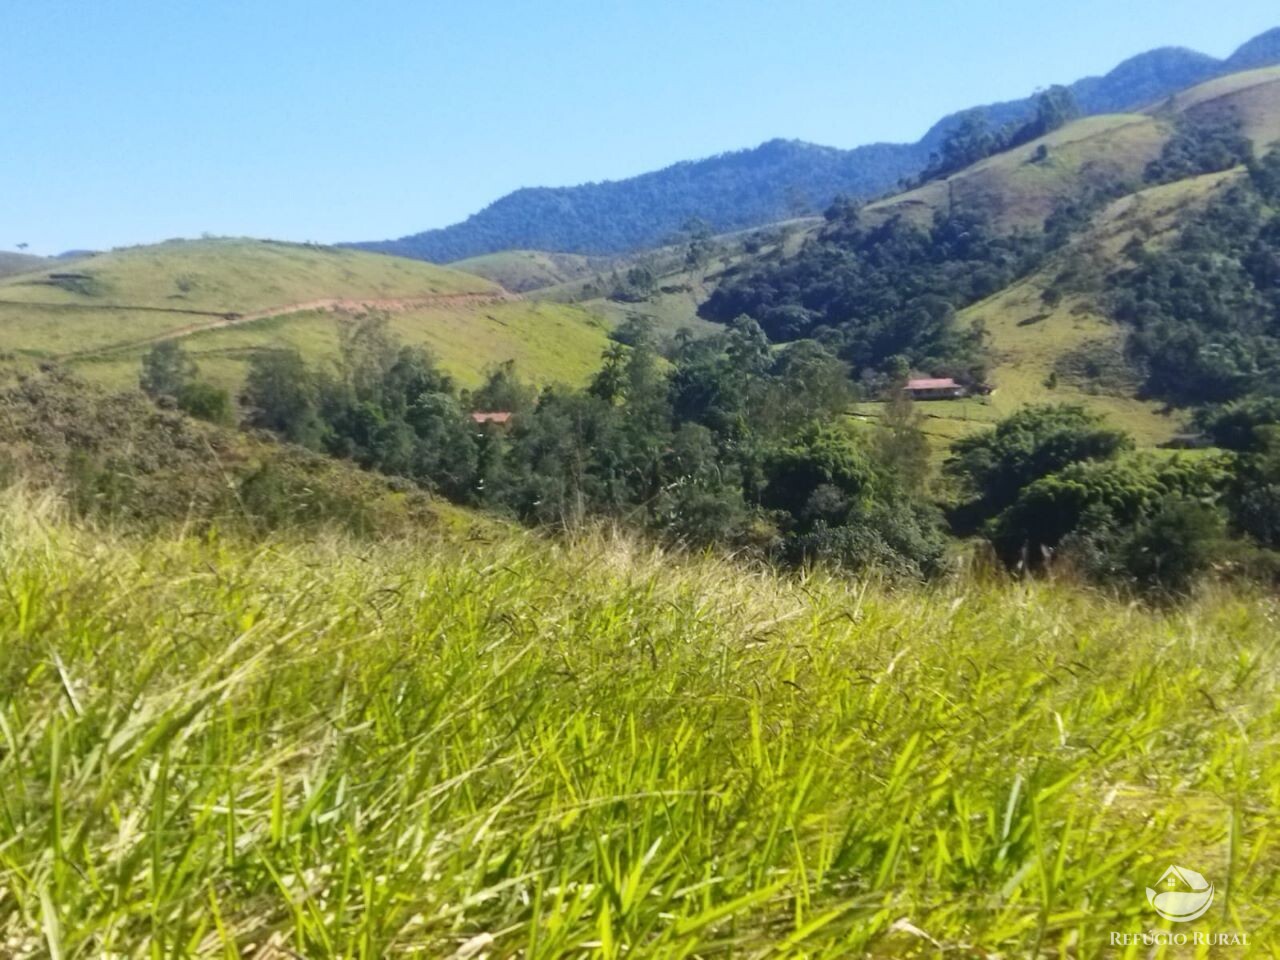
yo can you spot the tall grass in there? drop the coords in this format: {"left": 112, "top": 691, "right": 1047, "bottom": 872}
{"left": 1, "top": 494, "right": 1277, "bottom": 957}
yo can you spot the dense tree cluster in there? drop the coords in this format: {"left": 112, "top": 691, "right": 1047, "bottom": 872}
{"left": 135, "top": 323, "right": 1280, "bottom": 595}
{"left": 1109, "top": 150, "right": 1280, "bottom": 404}
{"left": 1143, "top": 112, "right": 1253, "bottom": 185}
{"left": 1195, "top": 396, "right": 1280, "bottom": 553}
{"left": 699, "top": 204, "right": 1041, "bottom": 381}
{"left": 947, "top": 403, "right": 1280, "bottom": 594}
{"left": 228, "top": 315, "right": 946, "bottom": 578}
{"left": 945, "top": 404, "right": 1133, "bottom": 526}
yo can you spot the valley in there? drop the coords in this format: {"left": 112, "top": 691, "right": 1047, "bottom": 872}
{"left": 4, "top": 16, "right": 1280, "bottom": 957}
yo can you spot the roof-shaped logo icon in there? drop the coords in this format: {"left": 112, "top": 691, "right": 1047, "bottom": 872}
{"left": 1146, "top": 865, "right": 1215, "bottom": 922}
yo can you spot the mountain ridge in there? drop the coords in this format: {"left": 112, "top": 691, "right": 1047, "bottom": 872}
{"left": 350, "top": 27, "right": 1280, "bottom": 263}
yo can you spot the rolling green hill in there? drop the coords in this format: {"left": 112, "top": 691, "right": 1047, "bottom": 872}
{"left": 0, "top": 251, "right": 52, "bottom": 278}
{"left": 866, "top": 113, "right": 1170, "bottom": 231}
{"left": 944, "top": 170, "right": 1245, "bottom": 445}
{"left": 0, "top": 238, "right": 612, "bottom": 390}
{"left": 865, "top": 67, "right": 1280, "bottom": 233}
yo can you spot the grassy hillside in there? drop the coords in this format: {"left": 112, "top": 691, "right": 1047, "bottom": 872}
{"left": 0, "top": 498, "right": 1276, "bottom": 956}
{"left": 848, "top": 172, "right": 1244, "bottom": 451}
{"left": 950, "top": 172, "right": 1243, "bottom": 438}
{"left": 0, "top": 238, "right": 613, "bottom": 389}
{"left": 1162, "top": 65, "right": 1280, "bottom": 145}
{"left": 73, "top": 299, "right": 612, "bottom": 392}
{"left": 0, "top": 238, "right": 495, "bottom": 312}
{"left": 533, "top": 222, "right": 819, "bottom": 343}
{"left": 867, "top": 113, "right": 1170, "bottom": 231}
{"left": 0, "top": 369, "right": 491, "bottom": 537}
{"left": 450, "top": 249, "right": 609, "bottom": 293}
{"left": 0, "top": 251, "right": 52, "bottom": 278}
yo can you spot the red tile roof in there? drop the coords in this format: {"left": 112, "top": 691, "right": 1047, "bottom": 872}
{"left": 470, "top": 411, "right": 512, "bottom": 424}
{"left": 905, "top": 378, "right": 960, "bottom": 390}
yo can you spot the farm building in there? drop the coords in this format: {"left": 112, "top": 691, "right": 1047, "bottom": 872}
{"left": 904, "top": 377, "right": 966, "bottom": 400}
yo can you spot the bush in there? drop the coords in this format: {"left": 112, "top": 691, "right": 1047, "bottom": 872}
{"left": 991, "top": 453, "right": 1231, "bottom": 570}
{"left": 946, "top": 404, "right": 1133, "bottom": 524}
{"left": 177, "top": 380, "right": 233, "bottom": 424}
{"left": 1120, "top": 497, "right": 1226, "bottom": 595}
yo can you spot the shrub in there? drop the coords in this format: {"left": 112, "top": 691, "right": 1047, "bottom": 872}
{"left": 177, "top": 380, "right": 233, "bottom": 424}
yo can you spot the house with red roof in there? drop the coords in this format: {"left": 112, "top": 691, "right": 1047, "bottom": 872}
{"left": 904, "top": 378, "right": 966, "bottom": 400}
{"left": 470, "top": 411, "right": 513, "bottom": 426}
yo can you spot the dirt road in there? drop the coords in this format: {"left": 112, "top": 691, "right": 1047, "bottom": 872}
{"left": 44, "top": 290, "right": 520, "bottom": 359}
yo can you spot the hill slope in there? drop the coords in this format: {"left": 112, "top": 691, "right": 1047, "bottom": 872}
{"left": 0, "top": 251, "right": 52, "bottom": 278}
{"left": 917, "top": 70, "right": 1280, "bottom": 442}
{"left": 449, "top": 249, "right": 610, "bottom": 293}
{"left": 350, "top": 28, "right": 1280, "bottom": 262}
{"left": 0, "top": 238, "right": 612, "bottom": 390}
{"left": 696, "top": 66, "right": 1280, "bottom": 448}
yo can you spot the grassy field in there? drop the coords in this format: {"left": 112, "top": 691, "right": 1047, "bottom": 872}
{"left": 0, "top": 252, "right": 53, "bottom": 279}
{"left": 578, "top": 285, "right": 723, "bottom": 343}
{"left": 0, "top": 239, "right": 614, "bottom": 389}
{"left": 70, "top": 299, "right": 613, "bottom": 392}
{"left": 0, "top": 496, "right": 1276, "bottom": 957}
{"left": 0, "top": 238, "right": 493, "bottom": 313}
{"left": 1161, "top": 66, "right": 1280, "bottom": 147}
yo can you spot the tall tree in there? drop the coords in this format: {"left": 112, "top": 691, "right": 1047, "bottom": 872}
{"left": 139, "top": 341, "right": 197, "bottom": 400}
{"left": 241, "top": 349, "right": 324, "bottom": 447}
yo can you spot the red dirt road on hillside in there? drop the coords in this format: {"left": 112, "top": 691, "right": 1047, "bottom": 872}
{"left": 42, "top": 290, "right": 521, "bottom": 359}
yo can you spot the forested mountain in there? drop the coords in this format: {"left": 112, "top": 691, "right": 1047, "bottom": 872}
{"left": 353, "top": 139, "right": 922, "bottom": 262}
{"left": 351, "top": 28, "right": 1280, "bottom": 262}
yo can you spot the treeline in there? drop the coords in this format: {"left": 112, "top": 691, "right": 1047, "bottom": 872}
{"left": 1109, "top": 149, "right": 1280, "bottom": 404}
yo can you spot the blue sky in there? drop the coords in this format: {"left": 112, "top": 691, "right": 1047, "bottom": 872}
{"left": 3, "top": 0, "right": 1277, "bottom": 254}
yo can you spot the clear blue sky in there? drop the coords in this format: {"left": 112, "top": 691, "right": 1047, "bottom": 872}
{"left": 3, "top": 0, "right": 1277, "bottom": 254}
